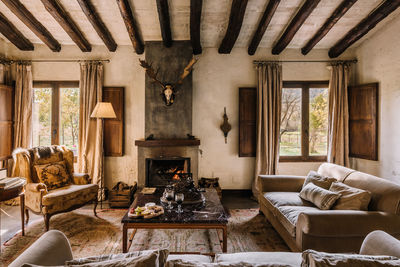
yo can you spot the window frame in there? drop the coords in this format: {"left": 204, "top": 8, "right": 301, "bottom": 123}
{"left": 33, "top": 81, "right": 79, "bottom": 147}
{"left": 279, "top": 81, "right": 329, "bottom": 162}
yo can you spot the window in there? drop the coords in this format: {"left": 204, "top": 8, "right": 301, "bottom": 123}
{"left": 280, "top": 81, "right": 329, "bottom": 161}
{"left": 33, "top": 81, "right": 80, "bottom": 155}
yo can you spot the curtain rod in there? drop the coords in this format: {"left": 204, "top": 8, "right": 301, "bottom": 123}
{"left": 0, "top": 59, "right": 110, "bottom": 64}
{"left": 253, "top": 59, "right": 357, "bottom": 64}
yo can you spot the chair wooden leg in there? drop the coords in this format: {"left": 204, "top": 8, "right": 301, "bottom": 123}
{"left": 25, "top": 208, "right": 29, "bottom": 224}
{"left": 44, "top": 214, "right": 50, "bottom": 231}
{"left": 93, "top": 198, "right": 98, "bottom": 216}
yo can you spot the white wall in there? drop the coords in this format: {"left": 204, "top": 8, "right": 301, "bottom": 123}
{"left": 352, "top": 16, "right": 400, "bottom": 184}
{"left": 3, "top": 42, "right": 356, "bottom": 189}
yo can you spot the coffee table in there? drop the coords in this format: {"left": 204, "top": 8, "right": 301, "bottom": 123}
{"left": 121, "top": 188, "right": 229, "bottom": 253}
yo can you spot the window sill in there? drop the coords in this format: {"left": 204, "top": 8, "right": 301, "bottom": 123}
{"left": 279, "top": 156, "right": 326, "bottom": 163}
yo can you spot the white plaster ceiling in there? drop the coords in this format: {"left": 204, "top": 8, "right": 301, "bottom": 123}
{"left": 0, "top": 0, "right": 399, "bottom": 51}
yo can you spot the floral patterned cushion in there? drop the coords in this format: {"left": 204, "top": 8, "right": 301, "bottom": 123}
{"left": 34, "top": 161, "right": 71, "bottom": 190}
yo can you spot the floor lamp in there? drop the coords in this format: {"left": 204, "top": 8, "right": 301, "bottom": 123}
{"left": 91, "top": 102, "right": 116, "bottom": 208}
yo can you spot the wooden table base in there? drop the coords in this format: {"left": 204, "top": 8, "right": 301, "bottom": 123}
{"left": 122, "top": 223, "right": 227, "bottom": 253}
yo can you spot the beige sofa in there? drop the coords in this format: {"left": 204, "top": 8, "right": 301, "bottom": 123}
{"left": 9, "top": 230, "right": 400, "bottom": 266}
{"left": 258, "top": 163, "right": 400, "bottom": 253}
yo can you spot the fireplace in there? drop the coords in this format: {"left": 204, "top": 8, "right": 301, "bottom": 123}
{"left": 146, "top": 157, "right": 190, "bottom": 187}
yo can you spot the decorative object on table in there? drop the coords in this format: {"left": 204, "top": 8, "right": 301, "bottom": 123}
{"left": 220, "top": 107, "right": 232, "bottom": 144}
{"left": 128, "top": 205, "right": 164, "bottom": 219}
{"left": 109, "top": 181, "right": 137, "bottom": 208}
{"left": 139, "top": 57, "right": 198, "bottom": 106}
{"left": 199, "top": 177, "right": 222, "bottom": 199}
{"left": 175, "top": 193, "right": 184, "bottom": 213}
{"left": 146, "top": 134, "right": 155, "bottom": 140}
{"left": 141, "top": 187, "right": 156, "bottom": 195}
{"left": 164, "top": 186, "right": 175, "bottom": 211}
{"left": 160, "top": 175, "right": 204, "bottom": 205}
{"left": 91, "top": 101, "right": 117, "bottom": 207}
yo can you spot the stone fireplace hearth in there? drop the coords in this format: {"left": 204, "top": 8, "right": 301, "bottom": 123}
{"left": 136, "top": 139, "right": 200, "bottom": 188}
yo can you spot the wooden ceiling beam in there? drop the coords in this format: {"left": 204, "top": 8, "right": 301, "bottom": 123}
{"left": 248, "top": 0, "right": 280, "bottom": 55}
{"left": 40, "top": 0, "right": 91, "bottom": 52}
{"left": 77, "top": 0, "right": 117, "bottom": 52}
{"left": 329, "top": 0, "right": 400, "bottom": 58}
{"left": 0, "top": 12, "right": 33, "bottom": 51}
{"left": 302, "top": 0, "right": 358, "bottom": 55}
{"left": 156, "top": 0, "right": 172, "bottom": 48}
{"left": 116, "top": 0, "right": 144, "bottom": 54}
{"left": 1, "top": 0, "right": 60, "bottom": 52}
{"left": 272, "top": 0, "right": 320, "bottom": 55}
{"left": 190, "top": 0, "right": 202, "bottom": 55}
{"left": 218, "top": 0, "right": 248, "bottom": 54}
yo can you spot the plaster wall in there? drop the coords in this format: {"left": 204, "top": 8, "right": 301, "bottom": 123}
{"left": 352, "top": 16, "right": 400, "bottom": 184}
{"left": 3, "top": 42, "right": 355, "bottom": 189}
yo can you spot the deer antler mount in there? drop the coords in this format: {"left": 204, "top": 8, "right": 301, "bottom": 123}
{"left": 139, "top": 57, "right": 198, "bottom": 106}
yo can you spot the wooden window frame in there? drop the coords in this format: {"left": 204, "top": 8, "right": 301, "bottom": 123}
{"left": 33, "top": 81, "right": 79, "bottom": 150}
{"left": 280, "top": 81, "right": 329, "bottom": 162}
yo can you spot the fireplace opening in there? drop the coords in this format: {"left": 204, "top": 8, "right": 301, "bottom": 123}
{"left": 146, "top": 157, "right": 190, "bottom": 187}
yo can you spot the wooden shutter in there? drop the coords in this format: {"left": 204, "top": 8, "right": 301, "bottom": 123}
{"left": 103, "top": 87, "right": 124, "bottom": 156}
{"left": 239, "top": 87, "right": 257, "bottom": 157}
{"left": 348, "top": 83, "right": 378, "bottom": 160}
{"left": 0, "top": 84, "right": 13, "bottom": 160}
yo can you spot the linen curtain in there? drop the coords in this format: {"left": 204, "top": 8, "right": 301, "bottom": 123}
{"left": 14, "top": 63, "right": 33, "bottom": 149}
{"left": 253, "top": 63, "right": 282, "bottom": 197}
{"left": 78, "top": 62, "right": 104, "bottom": 194}
{"left": 327, "top": 63, "right": 351, "bottom": 167}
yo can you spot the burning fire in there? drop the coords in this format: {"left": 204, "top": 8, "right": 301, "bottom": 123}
{"left": 172, "top": 170, "right": 183, "bottom": 180}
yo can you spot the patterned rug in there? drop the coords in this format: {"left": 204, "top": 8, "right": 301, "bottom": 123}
{"left": 1, "top": 208, "right": 289, "bottom": 265}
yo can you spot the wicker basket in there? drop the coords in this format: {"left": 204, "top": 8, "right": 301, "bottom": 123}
{"left": 109, "top": 181, "right": 137, "bottom": 208}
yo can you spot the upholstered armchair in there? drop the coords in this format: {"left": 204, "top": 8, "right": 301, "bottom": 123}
{"left": 12, "top": 146, "right": 98, "bottom": 231}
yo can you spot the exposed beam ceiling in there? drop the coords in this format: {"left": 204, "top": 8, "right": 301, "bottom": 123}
{"left": 0, "top": 11, "right": 33, "bottom": 51}
{"left": 272, "top": 0, "right": 321, "bottom": 55}
{"left": 190, "top": 0, "right": 202, "bottom": 55}
{"left": 40, "top": 0, "right": 91, "bottom": 52}
{"left": 156, "top": 0, "right": 172, "bottom": 48}
{"left": 1, "top": 0, "right": 60, "bottom": 52}
{"left": 302, "top": 0, "right": 358, "bottom": 55}
{"left": 218, "top": 0, "right": 248, "bottom": 54}
{"left": 248, "top": 0, "right": 280, "bottom": 55}
{"left": 115, "top": 0, "right": 144, "bottom": 54}
{"left": 329, "top": 0, "right": 400, "bottom": 58}
{"left": 77, "top": 0, "right": 117, "bottom": 52}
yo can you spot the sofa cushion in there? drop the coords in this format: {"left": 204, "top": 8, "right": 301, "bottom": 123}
{"left": 167, "top": 254, "right": 212, "bottom": 263}
{"left": 263, "top": 192, "right": 313, "bottom": 208}
{"left": 166, "top": 259, "right": 295, "bottom": 267}
{"left": 42, "top": 184, "right": 98, "bottom": 214}
{"left": 330, "top": 182, "right": 371, "bottom": 211}
{"left": 317, "top": 163, "right": 356, "bottom": 182}
{"left": 66, "top": 251, "right": 160, "bottom": 266}
{"left": 345, "top": 172, "right": 400, "bottom": 215}
{"left": 215, "top": 252, "right": 301, "bottom": 266}
{"left": 301, "top": 249, "right": 400, "bottom": 267}
{"left": 299, "top": 183, "right": 341, "bottom": 210}
{"left": 35, "top": 161, "right": 71, "bottom": 190}
{"left": 276, "top": 206, "right": 320, "bottom": 237}
{"left": 303, "top": 171, "right": 337, "bottom": 190}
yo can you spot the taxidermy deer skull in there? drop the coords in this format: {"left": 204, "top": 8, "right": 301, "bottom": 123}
{"left": 139, "top": 57, "right": 198, "bottom": 106}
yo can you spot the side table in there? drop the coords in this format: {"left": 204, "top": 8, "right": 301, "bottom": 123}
{"left": 0, "top": 178, "right": 26, "bottom": 235}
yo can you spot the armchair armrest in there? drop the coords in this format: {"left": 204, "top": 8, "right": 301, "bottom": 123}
{"left": 72, "top": 173, "right": 91, "bottom": 185}
{"left": 296, "top": 210, "right": 400, "bottom": 237}
{"left": 258, "top": 175, "right": 305, "bottom": 193}
{"left": 24, "top": 183, "right": 47, "bottom": 213}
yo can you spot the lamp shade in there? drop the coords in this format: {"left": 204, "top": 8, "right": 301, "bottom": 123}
{"left": 90, "top": 102, "right": 117, "bottom": 119}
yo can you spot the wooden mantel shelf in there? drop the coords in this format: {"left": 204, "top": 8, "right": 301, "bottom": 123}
{"left": 135, "top": 139, "right": 200, "bottom": 147}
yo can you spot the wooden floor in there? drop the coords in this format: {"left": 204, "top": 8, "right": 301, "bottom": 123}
{"left": 0, "top": 190, "right": 258, "bottom": 244}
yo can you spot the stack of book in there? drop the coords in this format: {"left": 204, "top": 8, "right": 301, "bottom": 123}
{"left": 0, "top": 177, "right": 25, "bottom": 190}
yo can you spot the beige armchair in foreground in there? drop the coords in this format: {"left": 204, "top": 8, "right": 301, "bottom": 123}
{"left": 12, "top": 146, "right": 98, "bottom": 231}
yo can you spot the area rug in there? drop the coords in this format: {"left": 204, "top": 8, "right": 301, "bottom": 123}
{"left": 1, "top": 208, "right": 289, "bottom": 265}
